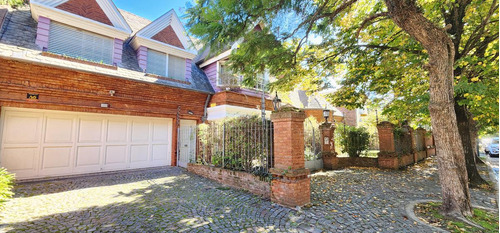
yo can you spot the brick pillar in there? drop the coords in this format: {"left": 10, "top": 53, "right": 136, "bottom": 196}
{"left": 320, "top": 123, "right": 338, "bottom": 170}
{"left": 425, "top": 131, "right": 436, "bottom": 157}
{"left": 377, "top": 121, "right": 398, "bottom": 169}
{"left": 270, "top": 110, "right": 310, "bottom": 207}
{"left": 416, "top": 127, "right": 426, "bottom": 161}
{"left": 406, "top": 125, "right": 417, "bottom": 164}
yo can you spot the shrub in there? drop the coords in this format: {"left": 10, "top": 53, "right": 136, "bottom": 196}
{"left": 0, "top": 168, "right": 14, "bottom": 210}
{"left": 197, "top": 115, "right": 273, "bottom": 175}
{"left": 304, "top": 117, "right": 322, "bottom": 161}
{"left": 338, "top": 126, "right": 370, "bottom": 157}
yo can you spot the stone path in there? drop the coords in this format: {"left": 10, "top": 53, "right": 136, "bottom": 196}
{"left": 0, "top": 157, "right": 497, "bottom": 232}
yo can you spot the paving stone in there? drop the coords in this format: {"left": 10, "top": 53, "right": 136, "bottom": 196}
{"left": 0, "top": 157, "right": 496, "bottom": 232}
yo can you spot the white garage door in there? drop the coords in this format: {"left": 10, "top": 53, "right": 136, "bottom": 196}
{"left": 0, "top": 108, "right": 172, "bottom": 180}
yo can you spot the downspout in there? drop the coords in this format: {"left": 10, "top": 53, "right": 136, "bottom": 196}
{"left": 176, "top": 106, "right": 180, "bottom": 167}
{"left": 202, "top": 94, "right": 211, "bottom": 123}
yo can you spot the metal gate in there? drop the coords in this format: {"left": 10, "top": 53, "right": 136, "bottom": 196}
{"left": 178, "top": 120, "right": 197, "bottom": 168}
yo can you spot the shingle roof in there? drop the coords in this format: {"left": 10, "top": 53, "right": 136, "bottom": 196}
{"left": 0, "top": 6, "right": 214, "bottom": 94}
{"left": 288, "top": 90, "right": 343, "bottom": 116}
{"left": 119, "top": 9, "right": 151, "bottom": 34}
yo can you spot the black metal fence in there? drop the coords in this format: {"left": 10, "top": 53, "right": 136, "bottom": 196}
{"left": 197, "top": 117, "right": 274, "bottom": 176}
{"left": 394, "top": 126, "right": 413, "bottom": 157}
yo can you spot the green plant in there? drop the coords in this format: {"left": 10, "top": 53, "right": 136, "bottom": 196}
{"left": 0, "top": 0, "right": 25, "bottom": 8}
{"left": 304, "top": 117, "right": 321, "bottom": 161}
{"left": 338, "top": 126, "right": 370, "bottom": 157}
{"left": 0, "top": 168, "right": 14, "bottom": 210}
{"left": 393, "top": 126, "right": 413, "bottom": 157}
{"left": 198, "top": 115, "right": 273, "bottom": 172}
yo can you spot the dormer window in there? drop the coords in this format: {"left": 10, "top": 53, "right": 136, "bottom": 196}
{"left": 48, "top": 22, "right": 113, "bottom": 65}
{"left": 146, "top": 49, "right": 186, "bottom": 80}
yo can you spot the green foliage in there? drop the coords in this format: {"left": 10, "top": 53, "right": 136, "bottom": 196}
{"left": 0, "top": 0, "right": 25, "bottom": 8}
{"left": 393, "top": 126, "right": 413, "bottom": 157}
{"left": 415, "top": 202, "right": 499, "bottom": 233}
{"left": 338, "top": 125, "right": 370, "bottom": 158}
{"left": 197, "top": 115, "right": 272, "bottom": 179}
{"left": 187, "top": 0, "right": 498, "bottom": 135}
{"left": 0, "top": 168, "right": 14, "bottom": 210}
{"left": 304, "top": 116, "right": 321, "bottom": 161}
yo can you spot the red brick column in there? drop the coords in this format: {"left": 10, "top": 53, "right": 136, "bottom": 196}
{"left": 320, "top": 123, "right": 338, "bottom": 170}
{"left": 270, "top": 111, "right": 310, "bottom": 207}
{"left": 415, "top": 127, "right": 426, "bottom": 161}
{"left": 377, "top": 121, "right": 398, "bottom": 169}
{"left": 407, "top": 126, "right": 417, "bottom": 164}
{"left": 425, "top": 131, "right": 436, "bottom": 157}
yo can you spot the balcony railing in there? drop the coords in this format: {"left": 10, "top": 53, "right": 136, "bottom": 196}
{"left": 218, "top": 72, "right": 243, "bottom": 87}
{"left": 217, "top": 72, "right": 267, "bottom": 91}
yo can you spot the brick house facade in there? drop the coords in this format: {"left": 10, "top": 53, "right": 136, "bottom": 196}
{"left": 0, "top": 1, "right": 213, "bottom": 180}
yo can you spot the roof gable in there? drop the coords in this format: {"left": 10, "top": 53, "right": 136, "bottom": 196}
{"left": 151, "top": 25, "right": 184, "bottom": 49}
{"left": 135, "top": 9, "right": 194, "bottom": 52}
{"left": 30, "top": 0, "right": 132, "bottom": 34}
{"left": 56, "top": 0, "right": 112, "bottom": 26}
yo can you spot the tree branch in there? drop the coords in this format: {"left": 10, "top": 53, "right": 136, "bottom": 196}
{"left": 356, "top": 12, "right": 390, "bottom": 38}
{"left": 357, "top": 44, "right": 424, "bottom": 55}
{"left": 460, "top": 0, "right": 498, "bottom": 57}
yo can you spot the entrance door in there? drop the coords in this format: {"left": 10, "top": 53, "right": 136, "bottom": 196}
{"left": 178, "top": 120, "right": 197, "bottom": 168}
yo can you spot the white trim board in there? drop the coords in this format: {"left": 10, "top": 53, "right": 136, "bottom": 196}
{"left": 30, "top": 0, "right": 132, "bottom": 39}
{"left": 130, "top": 9, "right": 197, "bottom": 58}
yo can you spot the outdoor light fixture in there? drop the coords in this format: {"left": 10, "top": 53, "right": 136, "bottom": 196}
{"left": 187, "top": 110, "right": 194, "bottom": 115}
{"left": 272, "top": 91, "right": 282, "bottom": 111}
{"left": 323, "top": 108, "right": 330, "bottom": 123}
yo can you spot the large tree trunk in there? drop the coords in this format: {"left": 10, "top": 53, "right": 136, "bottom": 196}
{"left": 384, "top": 0, "right": 472, "bottom": 217}
{"left": 455, "top": 102, "right": 487, "bottom": 187}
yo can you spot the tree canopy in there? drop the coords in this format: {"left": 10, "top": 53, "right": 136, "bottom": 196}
{"left": 187, "top": 0, "right": 498, "bottom": 134}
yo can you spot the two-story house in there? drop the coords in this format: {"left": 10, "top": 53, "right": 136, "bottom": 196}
{"left": 194, "top": 24, "right": 274, "bottom": 121}
{"left": 0, "top": 0, "right": 214, "bottom": 180}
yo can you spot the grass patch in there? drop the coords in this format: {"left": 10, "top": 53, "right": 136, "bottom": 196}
{"left": 415, "top": 202, "right": 499, "bottom": 233}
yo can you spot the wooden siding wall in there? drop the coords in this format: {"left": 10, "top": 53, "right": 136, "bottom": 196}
{"left": 35, "top": 16, "right": 50, "bottom": 50}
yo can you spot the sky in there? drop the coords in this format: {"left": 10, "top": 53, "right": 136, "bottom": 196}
{"left": 113, "top": 0, "right": 193, "bottom": 22}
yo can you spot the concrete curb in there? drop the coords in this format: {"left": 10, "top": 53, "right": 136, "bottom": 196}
{"left": 405, "top": 199, "right": 448, "bottom": 232}
{"left": 405, "top": 199, "right": 498, "bottom": 233}
{"left": 481, "top": 155, "right": 499, "bottom": 206}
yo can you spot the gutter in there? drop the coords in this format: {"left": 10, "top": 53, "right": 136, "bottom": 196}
{"left": 202, "top": 94, "right": 212, "bottom": 123}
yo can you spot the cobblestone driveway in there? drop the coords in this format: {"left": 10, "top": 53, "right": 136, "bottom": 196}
{"left": 1, "top": 158, "right": 497, "bottom": 233}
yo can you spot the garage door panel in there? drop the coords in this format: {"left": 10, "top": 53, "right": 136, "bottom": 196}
{"left": 105, "top": 145, "right": 127, "bottom": 165}
{"left": 76, "top": 146, "right": 101, "bottom": 167}
{"left": 41, "top": 147, "right": 72, "bottom": 169}
{"left": 107, "top": 121, "right": 128, "bottom": 142}
{"left": 2, "top": 147, "right": 37, "bottom": 171}
{"left": 1, "top": 108, "right": 172, "bottom": 180}
{"left": 152, "top": 144, "right": 169, "bottom": 162}
{"left": 3, "top": 114, "right": 41, "bottom": 144}
{"left": 130, "top": 145, "right": 148, "bottom": 162}
{"left": 78, "top": 119, "right": 103, "bottom": 143}
{"left": 131, "top": 121, "right": 149, "bottom": 142}
{"left": 44, "top": 117, "right": 74, "bottom": 143}
{"left": 153, "top": 122, "right": 169, "bottom": 141}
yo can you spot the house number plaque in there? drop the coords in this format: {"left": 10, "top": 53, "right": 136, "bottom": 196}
{"left": 324, "top": 137, "right": 330, "bottom": 145}
{"left": 26, "top": 93, "right": 39, "bottom": 101}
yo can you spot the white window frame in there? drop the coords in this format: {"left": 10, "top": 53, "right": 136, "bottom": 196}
{"left": 165, "top": 54, "right": 169, "bottom": 77}
{"left": 48, "top": 22, "right": 114, "bottom": 65}
{"left": 146, "top": 49, "right": 185, "bottom": 81}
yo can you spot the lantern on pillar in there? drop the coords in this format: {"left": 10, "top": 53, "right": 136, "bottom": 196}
{"left": 323, "top": 108, "right": 330, "bottom": 123}
{"left": 272, "top": 92, "right": 282, "bottom": 111}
